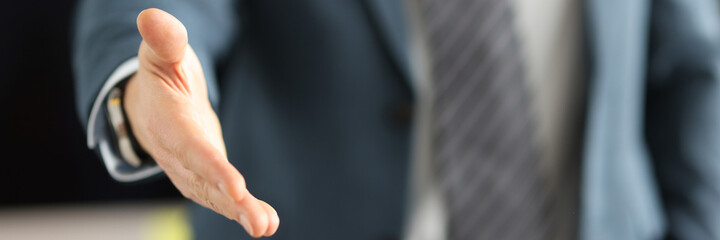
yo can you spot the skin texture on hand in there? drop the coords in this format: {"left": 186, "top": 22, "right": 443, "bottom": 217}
{"left": 123, "top": 8, "right": 279, "bottom": 238}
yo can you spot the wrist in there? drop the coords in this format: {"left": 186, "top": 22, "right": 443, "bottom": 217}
{"left": 106, "top": 76, "right": 153, "bottom": 167}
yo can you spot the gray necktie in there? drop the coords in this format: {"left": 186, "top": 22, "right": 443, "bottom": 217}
{"left": 420, "top": 0, "right": 549, "bottom": 239}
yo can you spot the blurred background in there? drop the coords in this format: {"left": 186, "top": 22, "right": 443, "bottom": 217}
{"left": 0, "top": 1, "right": 183, "bottom": 239}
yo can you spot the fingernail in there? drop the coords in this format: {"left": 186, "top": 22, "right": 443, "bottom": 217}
{"left": 239, "top": 214, "right": 254, "bottom": 236}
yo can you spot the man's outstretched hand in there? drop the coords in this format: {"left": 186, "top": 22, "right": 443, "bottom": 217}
{"left": 123, "top": 8, "right": 279, "bottom": 238}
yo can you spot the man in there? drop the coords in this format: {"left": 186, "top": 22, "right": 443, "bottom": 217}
{"left": 77, "top": 0, "right": 720, "bottom": 239}
{"left": 73, "top": 0, "right": 583, "bottom": 239}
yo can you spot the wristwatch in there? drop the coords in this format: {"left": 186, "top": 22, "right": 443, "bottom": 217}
{"left": 106, "top": 85, "right": 152, "bottom": 167}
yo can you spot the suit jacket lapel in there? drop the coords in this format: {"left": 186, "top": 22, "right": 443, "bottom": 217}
{"left": 361, "top": 0, "right": 412, "bottom": 86}
{"left": 581, "top": 1, "right": 664, "bottom": 240}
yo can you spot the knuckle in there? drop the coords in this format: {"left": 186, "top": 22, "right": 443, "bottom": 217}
{"left": 198, "top": 180, "right": 212, "bottom": 199}
{"left": 186, "top": 173, "right": 207, "bottom": 199}
{"left": 171, "top": 141, "right": 190, "bottom": 166}
{"left": 187, "top": 173, "right": 214, "bottom": 205}
{"left": 187, "top": 172, "right": 202, "bottom": 190}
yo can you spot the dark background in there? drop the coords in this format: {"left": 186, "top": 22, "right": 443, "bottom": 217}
{"left": 0, "top": 1, "right": 179, "bottom": 206}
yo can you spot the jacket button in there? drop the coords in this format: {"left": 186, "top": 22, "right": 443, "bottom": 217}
{"left": 390, "top": 103, "right": 413, "bottom": 126}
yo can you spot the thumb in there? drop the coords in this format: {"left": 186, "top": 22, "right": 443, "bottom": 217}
{"left": 137, "top": 8, "right": 188, "bottom": 64}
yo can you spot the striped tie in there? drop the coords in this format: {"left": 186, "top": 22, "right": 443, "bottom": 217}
{"left": 420, "top": 0, "right": 550, "bottom": 239}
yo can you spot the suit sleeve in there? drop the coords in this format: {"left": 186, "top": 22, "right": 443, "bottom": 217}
{"left": 72, "top": 0, "right": 238, "bottom": 181}
{"left": 645, "top": 0, "right": 720, "bottom": 238}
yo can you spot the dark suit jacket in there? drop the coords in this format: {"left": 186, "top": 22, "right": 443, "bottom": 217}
{"left": 74, "top": 1, "right": 412, "bottom": 239}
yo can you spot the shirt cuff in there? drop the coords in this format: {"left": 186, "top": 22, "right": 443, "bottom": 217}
{"left": 86, "top": 57, "right": 163, "bottom": 182}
